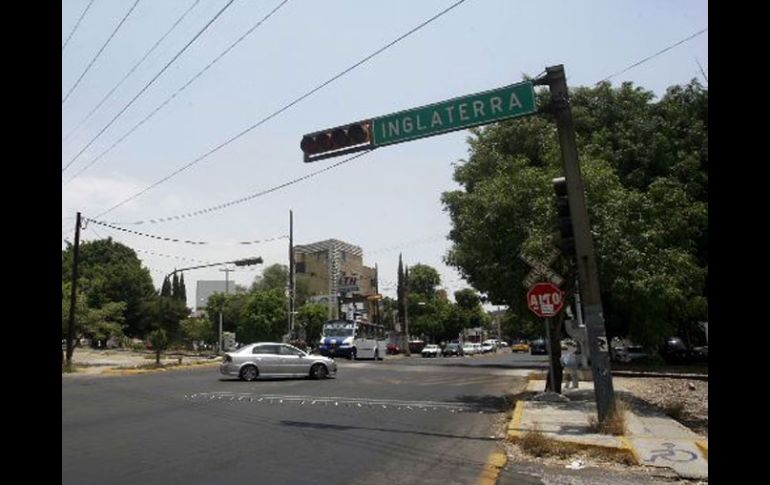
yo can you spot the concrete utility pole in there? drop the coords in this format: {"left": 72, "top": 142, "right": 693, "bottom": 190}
{"left": 65, "top": 212, "right": 82, "bottom": 367}
{"left": 288, "top": 210, "right": 295, "bottom": 338}
{"left": 219, "top": 266, "right": 235, "bottom": 353}
{"left": 403, "top": 265, "right": 410, "bottom": 356}
{"left": 537, "top": 64, "right": 616, "bottom": 422}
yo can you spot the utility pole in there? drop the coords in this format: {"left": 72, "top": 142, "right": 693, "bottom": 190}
{"left": 288, "top": 210, "right": 295, "bottom": 339}
{"left": 65, "top": 212, "right": 82, "bottom": 367}
{"left": 403, "top": 265, "right": 410, "bottom": 356}
{"left": 219, "top": 266, "right": 235, "bottom": 354}
{"left": 538, "top": 65, "right": 616, "bottom": 421}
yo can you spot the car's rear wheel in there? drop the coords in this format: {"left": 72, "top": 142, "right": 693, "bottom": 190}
{"left": 310, "top": 364, "right": 328, "bottom": 379}
{"left": 240, "top": 365, "right": 258, "bottom": 382}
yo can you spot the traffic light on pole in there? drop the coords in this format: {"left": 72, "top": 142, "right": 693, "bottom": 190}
{"left": 301, "top": 120, "right": 373, "bottom": 163}
{"left": 553, "top": 177, "right": 576, "bottom": 257}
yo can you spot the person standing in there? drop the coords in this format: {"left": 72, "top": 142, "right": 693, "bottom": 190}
{"left": 561, "top": 348, "right": 581, "bottom": 390}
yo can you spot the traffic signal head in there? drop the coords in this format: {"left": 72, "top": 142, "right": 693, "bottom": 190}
{"left": 301, "top": 120, "right": 372, "bottom": 162}
{"left": 234, "top": 257, "right": 263, "bottom": 267}
{"left": 552, "top": 177, "right": 576, "bottom": 256}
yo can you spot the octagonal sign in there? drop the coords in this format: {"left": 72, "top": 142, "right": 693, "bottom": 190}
{"left": 526, "top": 282, "right": 565, "bottom": 318}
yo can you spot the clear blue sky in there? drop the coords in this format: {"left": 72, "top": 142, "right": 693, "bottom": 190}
{"left": 61, "top": 0, "right": 708, "bottom": 307}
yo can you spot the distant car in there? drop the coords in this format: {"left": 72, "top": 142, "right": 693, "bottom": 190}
{"left": 511, "top": 340, "right": 530, "bottom": 353}
{"left": 660, "top": 337, "right": 707, "bottom": 364}
{"left": 481, "top": 342, "right": 496, "bottom": 353}
{"left": 462, "top": 342, "right": 478, "bottom": 355}
{"left": 220, "top": 342, "right": 337, "bottom": 381}
{"left": 529, "top": 339, "right": 548, "bottom": 355}
{"left": 610, "top": 338, "right": 650, "bottom": 363}
{"left": 386, "top": 343, "right": 401, "bottom": 355}
{"left": 442, "top": 342, "right": 464, "bottom": 357}
{"left": 421, "top": 344, "right": 441, "bottom": 358}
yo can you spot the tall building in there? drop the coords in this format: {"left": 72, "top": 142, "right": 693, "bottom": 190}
{"left": 294, "top": 239, "right": 378, "bottom": 321}
{"left": 195, "top": 280, "right": 236, "bottom": 311}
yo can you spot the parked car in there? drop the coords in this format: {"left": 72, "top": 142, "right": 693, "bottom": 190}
{"left": 511, "top": 340, "right": 530, "bottom": 353}
{"left": 610, "top": 337, "right": 650, "bottom": 363}
{"left": 408, "top": 340, "right": 425, "bottom": 354}
{"left": 481, "top": 341, "right": 496, "bottom": 353}
{"left": 386, "top": 343, "right": 401, "bottom": 355}
{"left": 442, "top": 342, "right": 464, "bottom": 357}
{"left": 421, "top": 344, "right": 441, "bottom": 358}
{"left": 660, "top": 337, "right": 708, "bottom": 364}
{"left": 220, "top": 342, "right": 337, "bottom": 381}
{"left": 462, "top": 342, "right": 478, "bottom": 355}
{"left": 529, "top": 339, "right": 548, "bottom": 355}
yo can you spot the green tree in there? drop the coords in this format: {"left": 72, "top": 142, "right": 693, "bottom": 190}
{"left": 180, "top": 316, "right": 215, "bottom": 346}
{"left": 206, "top": 292, "right": 248, "bottom": 334}
{"left": 238, "top": 288, "right": 288, "bottom": 342}
{"left": 408, "top": 264, "right": 441, "bottom": 298}
{"left": 178, "top": 273, "right": 187, "bottom": 303}
{"left": 252, "top": 264, "right": 288, "bottom": 292}
{"left": 454, "top": 288, "right": 481, "bottom": 312}
{"left": 148, "top": 328, "right": 169, "bottom": 364}
{"left": 161, "top": 277, "right": 171, "bottom": 297}
{"left": 137, "top": 295, "right": 189, "bottom": 343}
{"left": 296, "top": 303, "right": 327, "bottom": 347}
{"left": 442, "top": 80, "right": 708, "bottom": 350}
{"left": 172, "top": 273, "right": 180, "bottom": 300}
{"left": 62, "top": 238, "right": 156, "bottom": 338}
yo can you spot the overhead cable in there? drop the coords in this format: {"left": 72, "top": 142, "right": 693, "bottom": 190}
{"left": 92, "top": 0, "right": 470, "bottom": 218}
{"left": 62, "top": 0, "right": 237, "bottom": 173}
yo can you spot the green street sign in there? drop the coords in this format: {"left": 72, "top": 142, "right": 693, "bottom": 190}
{"left": 371, "top": 81, "right": 536, "bottom": 147}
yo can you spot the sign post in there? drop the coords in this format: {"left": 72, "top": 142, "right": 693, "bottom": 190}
{"left": 527, "top": 282, "right": 564, "bottom": 392}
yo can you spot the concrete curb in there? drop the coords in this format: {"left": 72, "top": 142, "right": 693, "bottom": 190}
{"left": 506, "top": 374, "right": 640, "bottom": 465}
{"left": 476, "top": 451, "right": 507, "bottom": 485}
{"left": 99, "top": 361, "right": 219, "bottom": 376}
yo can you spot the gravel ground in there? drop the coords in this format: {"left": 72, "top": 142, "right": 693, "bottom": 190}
{"left": 615, "top": 376, "right": 708, "bottom": 439}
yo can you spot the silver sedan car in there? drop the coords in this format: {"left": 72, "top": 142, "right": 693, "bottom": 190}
{"left": 220, "top": 342, "right": 337, "bottom": 381}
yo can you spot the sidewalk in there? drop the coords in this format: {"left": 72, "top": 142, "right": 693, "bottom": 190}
{"left": 506, "top": 379, "right": 708, "bottom": 480}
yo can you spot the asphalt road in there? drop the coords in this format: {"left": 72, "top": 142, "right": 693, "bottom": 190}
{"left": 62, "top": 351, "right": 539, "bottom": 485}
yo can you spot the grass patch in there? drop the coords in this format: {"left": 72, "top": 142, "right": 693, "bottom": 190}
{"left": 62, "top": 362, "right": 76, "bottom": 373}
{"left": 588, "top": 399, "right": 628, "bottom": 436}
{"left": 519, "top": 428, "right": 576, "bottom": 458}
{"left": 516, "top": 428, "right": 635, "bottom": 465}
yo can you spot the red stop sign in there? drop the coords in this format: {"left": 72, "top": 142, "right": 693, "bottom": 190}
{"left": 526, "top": 282, "right": 565, "bottom": 318}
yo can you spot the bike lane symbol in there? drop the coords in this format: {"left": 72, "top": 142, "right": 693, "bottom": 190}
{"left": 645, "top": 442, "right": 698, "bottom": 463}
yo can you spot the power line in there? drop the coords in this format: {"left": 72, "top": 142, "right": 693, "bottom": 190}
{"left": 62, "top": 0, "right": 237, "bottom": 174}
{"left": 104, "top": 150, "right": 371, "bottom": 224}
{"left": 92, "top": 0, "right": 470, "bottom": 218}
{"left": 63, "top": 0, "right": 290, "bottom": 185}
{"left": 62, "top": 0, "right": 201, "bottom": 145}
{"left": 62, "top": 0, "right": 141, "bottom": 105}
{"left": 62, "top": 0, "right": 96, "bottom": 52}
{"left": 595, "top": 27, "right": 707, "bottom": 85}
{"left": 86, "top": 217, "right": 288, "bottom": 246}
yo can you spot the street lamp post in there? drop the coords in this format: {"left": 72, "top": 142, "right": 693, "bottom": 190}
{"left": 161, "top": 257, "right": 262, "bottom": 354}
{"left": 219, "top": 266, "right": 236, "bottom": 354}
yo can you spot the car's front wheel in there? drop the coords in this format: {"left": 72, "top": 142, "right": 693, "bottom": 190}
{"left": 240, "top": 365, "right": 258, "bottom": 382}
{"left": 310, "top": 364, "right": 328, "bottom": 379}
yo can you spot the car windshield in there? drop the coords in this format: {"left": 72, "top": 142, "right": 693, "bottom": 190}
{"left": 323, "top": 328, "right": 353, "bottom": 337}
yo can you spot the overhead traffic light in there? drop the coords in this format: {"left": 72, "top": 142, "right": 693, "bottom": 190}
{"left": 553, "top": 177, "right": 576, "bottom": 257}
{"left": 301, "top": 120, "right": 372, "bottom": 162}
{"left": 234, "top": 257, "right": 263, "bottom": 266}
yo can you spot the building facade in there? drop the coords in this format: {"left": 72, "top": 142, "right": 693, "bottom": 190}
{"left": 294, "top": 239, "right": 378, "bottom": 321}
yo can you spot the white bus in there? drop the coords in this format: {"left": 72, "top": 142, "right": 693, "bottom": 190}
{"left": 318, "top": 320, "right": 386, "bottom": 360}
